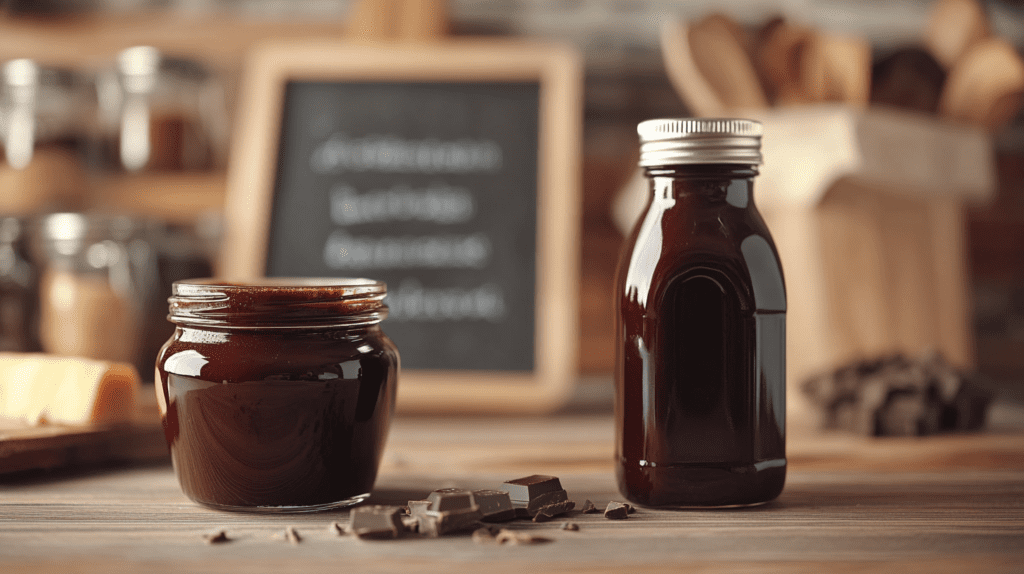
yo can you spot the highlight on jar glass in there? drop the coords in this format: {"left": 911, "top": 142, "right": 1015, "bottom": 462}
{"left": 155, "top": 277, "right": 399, "bottom": 512}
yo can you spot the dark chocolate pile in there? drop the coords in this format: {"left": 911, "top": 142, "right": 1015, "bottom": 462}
{"left": 199, "top": 474, "right": 638, "bottom": 546}
{"left": 801, "top": 351, "right": 993, "bottom": 436}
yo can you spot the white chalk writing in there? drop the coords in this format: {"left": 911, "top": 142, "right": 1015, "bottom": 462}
{"left": 323, "top": 231, "right": 490, "bottom": 270}
{"left": 329, "top": 183, "right": 474, "bottom": 226}
{"left": 310, "top": 134, "right": 502, "bottom": 174}
{"left": 386, "top": 279, "right": 506, "bottom": 322}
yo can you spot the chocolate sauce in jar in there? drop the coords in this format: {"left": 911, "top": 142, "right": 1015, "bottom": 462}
{"left": 156, "top": 278, "right": 398, "bottom": 511}
{"left": 615, "top": 120, "right": 786, "bottom": 507}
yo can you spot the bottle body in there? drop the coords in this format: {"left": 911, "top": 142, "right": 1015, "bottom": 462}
{"left": 615, "top": 165, "right": 786, "bottom": 507}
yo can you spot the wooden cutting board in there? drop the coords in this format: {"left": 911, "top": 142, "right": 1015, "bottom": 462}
{"left": 0, "top": 390, "right": 168, "bottom": 474}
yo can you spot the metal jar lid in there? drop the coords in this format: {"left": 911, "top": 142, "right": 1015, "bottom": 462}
{"left": 637, "top": 118, "right": 762, "bottom": 167}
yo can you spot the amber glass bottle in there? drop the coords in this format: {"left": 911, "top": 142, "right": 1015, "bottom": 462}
{"left": 615, "top": 119, "right": 786, "bottom": 507}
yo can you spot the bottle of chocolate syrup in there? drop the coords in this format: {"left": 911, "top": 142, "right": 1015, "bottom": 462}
{"left": 615, "top": 119, "right": 786, "bottom": 507}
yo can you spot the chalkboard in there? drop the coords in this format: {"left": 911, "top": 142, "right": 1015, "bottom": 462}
{"left": 222, "top": 40, "right": 582, "bottom": 412}
{"left": 266, "top": 81, "right": 539, "bottom": 371}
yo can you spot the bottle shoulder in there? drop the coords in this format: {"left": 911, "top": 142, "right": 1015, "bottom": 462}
{"left": 617, "top": 202, "right": 785, "bottom": 312}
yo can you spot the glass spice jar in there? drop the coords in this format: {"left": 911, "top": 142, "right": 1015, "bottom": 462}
{"left": 34, "top": 213, "right": 157, "bottom": 369}
{"left": 156, "top": 278, "right": 399, "bottom": 512}
{"left": 615, "top": 119, "right": 786, "bottom": 507}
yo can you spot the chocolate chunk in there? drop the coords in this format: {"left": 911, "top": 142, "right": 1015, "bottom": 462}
{"left": 532, "top": 500, "right": 575, "bottom": 522}
{"left": 604, "top": 501, "right": 630, "bottom": 520}
{"left": 418, "top": 509, "right": 482, "bottom": 537}
{"left": 513, "top": 507, "right": 533, "bottom": 519}
{"left": 284, "top": 527, "right": 302, "bottom": 545}
{"left": 417, "top": 489, "right": 483, "bottom": 537}
{"left": 328, "top": 521, "right": 347, "bottom": 536}
{"left": 801, "top": 352, "right": 993, "bottom": 437}
{"left": 427, "top": 488, "right": 475, "bottom": 512}
{"left": 203, "top": 530, "right": 230, "bottom": 544}
{"left": 625, "top": 503, "right": 637, "bottom": 514}
{"left": 400, "top": 515, "right": 419, "bottom": 533}
{"left": 580, "top": 499, "right": 599, "bottom": 514}
{"left": 500, "top": 475, "right": 563, "bottom": 504}
{"left": 408, "top": 499, "right": 431, "bottom": 519}
{"left": 501, "top": 475, "right": 571, "bottom": 518}
{"left": 350, "top": 505, "right": 405, "bottom": 539}
{"left": 495, "top": 529, "right": 550, "bottom": 546}
{"left": 473, "top": 489, "right": 517, "bottom": 522}
{"left": 560, "top": 521, "right": 579, "bottom": 531}
{"left": 526, "top": 489, "right": 570, "bottom": 514}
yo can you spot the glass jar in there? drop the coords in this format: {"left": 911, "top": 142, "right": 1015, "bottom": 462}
{"left": 34, "top": 213, "right": 157, "bottom": 371}
{"left": 96, "top": 46, "right": 228, "bottom": 173}
{"left": 615, "top": 119, "right": 786, "bottom": 507}
{"left": 156, "top": 278, "right": 400, "bottom": 512}
{"left": 1, "top": 59, "right": 93, "bottom": 214}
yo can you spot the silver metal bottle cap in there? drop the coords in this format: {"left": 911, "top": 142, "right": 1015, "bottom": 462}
{"left": 637, "top": 118, "right": 762, "bottom": 167}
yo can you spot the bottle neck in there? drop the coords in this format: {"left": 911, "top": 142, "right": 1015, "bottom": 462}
{"left": 645, "top": 164, "right": 757, "bottom": 207}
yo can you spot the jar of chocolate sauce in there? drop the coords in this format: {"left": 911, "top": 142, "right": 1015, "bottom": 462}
{"left": 156, "top": 278, "right": 399, "bottom": 512}
{"left": 615, "top": 119, "right": 786, "bottom": 507}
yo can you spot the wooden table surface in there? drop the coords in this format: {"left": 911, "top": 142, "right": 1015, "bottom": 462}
{"left": 2, "top": 414, "right": 1023, "bottom": 573}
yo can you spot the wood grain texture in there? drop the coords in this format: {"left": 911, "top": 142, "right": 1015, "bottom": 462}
{"left": 0, "top": 390, "right": 165, "bottom": 475}
{"left": 1, "top": 415, "right": 1022, "bottom": 573}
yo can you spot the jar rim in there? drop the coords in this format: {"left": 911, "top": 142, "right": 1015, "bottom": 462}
{"left": 169, "top": 277, "right": 388, "bottom": 329}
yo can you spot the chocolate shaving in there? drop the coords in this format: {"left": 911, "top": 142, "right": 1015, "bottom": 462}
{"left": 284, "top": 527, "right": 302, "bottom": 545}
{"left": 533, "top": 500, "right": 575, "bottom": 523}
{"left": 328, "top": 521, "right": 347, "bottom": 536}
{"left": 581, "top": 499, "right": 599, "bottom": 514}
{"left": 203, "top": 530, "right": 230, "bottom": 544}
{"left": 560, "top": 521, "right": 579, "bottom": 531}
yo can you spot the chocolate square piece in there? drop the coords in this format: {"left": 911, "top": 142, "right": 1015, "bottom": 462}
{"left": 501, "top": 475, "right": 571, "bottom": 517}
{"left": 500, "top": 475, "right": 563, "bottom": 503}
{"left": 427, "top": 488, "right": 475, "bottom": 512}
{"left": 350, "top": 505, "right": 405, "bottom": 539}
{"left": 408, "top": 499, "right": 431, "bottom": 519}
{"left": 473, "top": 490, "right": 517, "bottom": 522}
{"left": 417, "top": 488, "right": 483, "bottom": 537}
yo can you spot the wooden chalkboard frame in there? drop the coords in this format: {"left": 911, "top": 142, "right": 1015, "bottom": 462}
{"left": 221, "top": 40, "right": 582, "bottom": 413}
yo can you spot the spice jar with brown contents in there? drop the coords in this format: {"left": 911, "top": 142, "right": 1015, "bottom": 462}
{"left": 615, "top": 119, "right": 786, "bottom": 507}
{"left": 34, "top": 213, "right": 155, "bottom": 367}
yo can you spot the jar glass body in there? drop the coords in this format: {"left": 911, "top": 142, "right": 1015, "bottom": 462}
{"left": 614, "top": 164, "right": 786, "bottom": 507}
{"left": 156, "top": 280, "right": 399, "bottom": 512}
